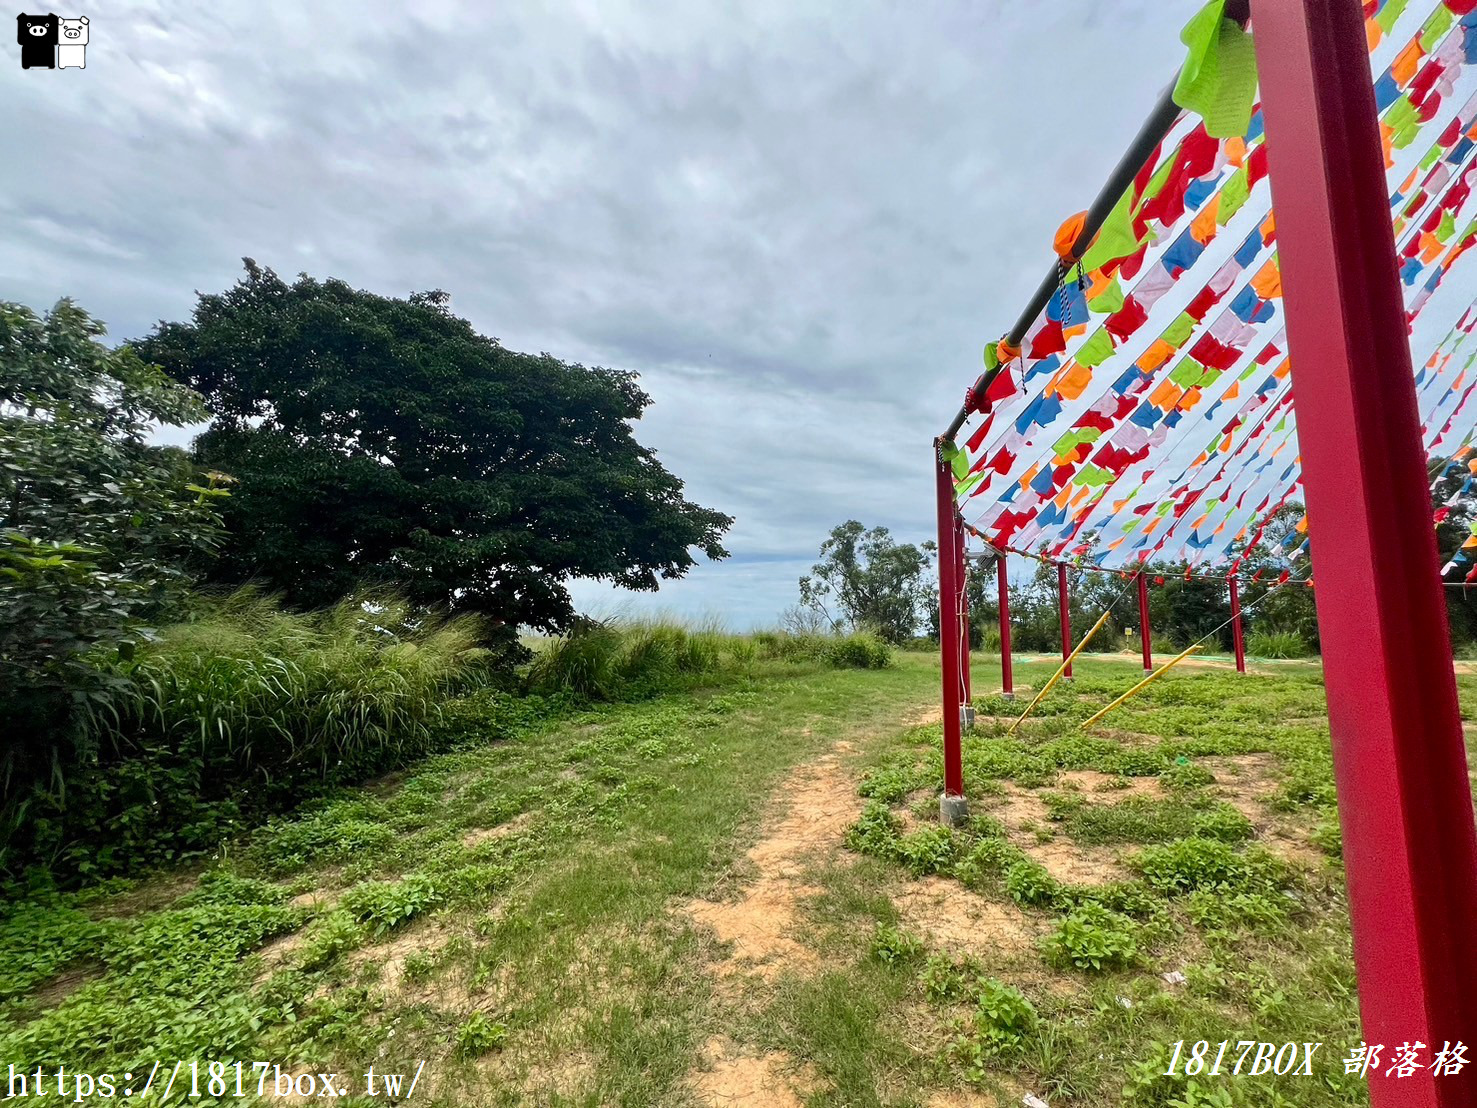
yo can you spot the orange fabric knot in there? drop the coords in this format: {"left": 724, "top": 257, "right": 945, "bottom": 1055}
{"left": 1054, "top": 211, "right": 1088, "bottom": 260}
{"left": 997, "top": 337, "right": 1022, "bottom": 362}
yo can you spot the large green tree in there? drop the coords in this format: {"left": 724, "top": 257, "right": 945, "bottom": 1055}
{"left": 1, "top": 299, "right": 226, "bottom": 791}
{"left": 136, "top": 262, "right": 732, "bottom": 632}
{"left": 798, "top": 521, "right": 934, "bottom": 644}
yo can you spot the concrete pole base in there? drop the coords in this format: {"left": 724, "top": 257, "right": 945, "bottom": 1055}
{"left": 1000, "top": 690, "right": 1016, "bottom": 701}
{"left": 939, "top": 792, "right": 970, "bottom": 826}
{"left": 960, "top": 705, "right": 976, "bottom": 731}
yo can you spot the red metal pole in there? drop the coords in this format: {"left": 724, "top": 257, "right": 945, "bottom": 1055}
{"left": 997, "top": 549, "right": 1014, "bottom": 699}
{"left": 1137, "top": 571, "right": 1152, "bottom": 673}
{"left": 956, "top": 513, "right": 972, "bottom": 705}
{"left": 1253, "top": 2, "right": 1477, "bottom": 1102}
{"left": 1057, "top": 562, "right": 1073, "bottom": 681}
{"left": 935, "top": 441, "right": 964, "bottom": 800}
{"left": 1229, "top": 575, "right": 1245, "bottom": 674}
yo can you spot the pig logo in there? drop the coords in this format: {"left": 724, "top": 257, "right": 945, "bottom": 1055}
{"left": 56, "top": 14, "right": 85, "bottom": 68}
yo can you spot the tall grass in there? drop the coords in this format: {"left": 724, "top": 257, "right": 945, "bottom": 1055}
{"left": 528, "top": 621, "right": 892, "bottom": 701}
{"left": 1246, "top": 629, "right": 1311, "bottom": 659}
{"left": 5, "top": 592, "right": 484, "bottom": 883}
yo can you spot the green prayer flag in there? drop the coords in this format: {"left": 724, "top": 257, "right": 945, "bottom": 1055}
{"left": 1217, "top": 164, "right": 1252, "bottom": 225}
{"left": 1076, "top": 329, "right": 1115, "bottom": 368}
{"left": 1421, "top": 4, "right": 1454, "bottom": 52}
{"left": 1080, "top": 188, "right": 1139, "bottom": 272}
{"left": 1172, "top": 1, "right": 1259, "bottom": 139}
{"left": 1439, "top": 210, "right": 1457, "bottom": 241}
{"left": 984, "top": 342, "right": 1000, "bottom": 371}
{"left": 1420, "top": 143, "right": 1443, "bottom": 171}
{"left": 955, "top": 471, "right": 985, "bottom": 498}
{"left": 1377, "top": 0, "right": 1409, "bottom": 34}
{"left": 1077, "top": 465, "right": 1112, "bottom": 488}
{"left": 1169, "top": 358, "right": 1206, "bottom": 388}
{"left": 1088, "top": 277, "right": 1126, "bottom": 314}
{"left": 1163, "top": 313, "right": 1197, "bottom": 347}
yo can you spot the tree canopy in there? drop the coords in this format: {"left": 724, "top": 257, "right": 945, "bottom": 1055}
{"left": 798, "top": 521, "right": 934, "bottom": 644}
{"left": 1, "top": 299, "right": 226, "bottom": 787}
{"left": 135, "top": 262, "right": 732, "bottom": 632}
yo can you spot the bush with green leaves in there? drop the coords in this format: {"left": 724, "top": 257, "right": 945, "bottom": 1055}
{"left": 6, "top": 591, "right": 482, "bottom": 884}
{"left": 1, "top": 299, "right": 226, "bottom": 841}
{"left": 823, "top": 631, "right": 893, "bottom": 669}
{"left": 869, "top": 923, "right": 924, "bottom": 966}
{"left": 1132, "top": 838, "right": 1285, "bottom": 895}
{"left": 951, "top": 978, "right": 1038, "bottom": 1079}
{"left": 1004, "top": 859, "right": 1063, "bottom": 908}
{"left": 845, "top": 801, "right": 903, "bottom": 859}
{"left": 455, "top": 1011, "right": 509, "bottom": 1056}
{"left": 893, "top": 826, "right": 956, "bottom": 876}
{"left": 1247, "top": 629, "right": 1311, "bottom": 659}
{"left": 340, "top": 874, "right": 442, "bottom": 935}
{"left": 1043, "top": 903, "right": 1139, "bottom": 971}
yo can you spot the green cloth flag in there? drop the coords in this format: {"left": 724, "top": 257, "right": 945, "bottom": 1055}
{"left": 1163, "top": 313, "right": 1197, "bottom": 347}
{"left": 1217, "top": 164, "right": 1252, "bottom": 225}
{"left": 1173, "top": 1, "right": 1259, "bottom": 140}
{"left": 1088, "top": 277, "right": 1126, "bottom": 314}
{"left": 984, "top": 342, "right": 1000, "bottom": 371}
{"left": 1377, "top": 0, "right": 1409, "bottom": 35}
{"left": 1421, "top": 4, "right": 1454, "bottom": 52}
{"left": 1076, "top": 329, "right": 1115, "bottom": 367}
{"left": 1080, "top": 188, "right": 1139, "bottom": 273}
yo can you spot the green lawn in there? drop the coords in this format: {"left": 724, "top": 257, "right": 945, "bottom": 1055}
{"left": 3, "top": 652, "right": 1472, "bottom": 1106}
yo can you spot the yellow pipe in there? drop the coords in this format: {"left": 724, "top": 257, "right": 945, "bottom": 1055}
{"left": 1080, "top": 644, "right": 1202, "bottom": 731}
{"left": 1006, "top": 607, "right": 1114, "bottom": 736}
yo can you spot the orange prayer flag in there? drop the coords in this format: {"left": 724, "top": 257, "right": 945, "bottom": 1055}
{"left": 1149, "top": 380, "right": 1183, "bottom": 410}
{"left": 1273, "top": 357, "right": 1292, "bottom": 379}
{"left": 1224, "top": 136, "right": 1246, "bottom": 167}
{"left": 1392, "top": 40, "right": 1423, "bottom": 86}
{"left": 1055, "top": 211, "right": 1088, "bottom": 259}
{"left": 1250, "top": 260, "right": 1283, "bottom": 299}
{"left": 1191, "top": 198, "right": 1221, "bottom": 245}
{"left": 1365, "top": 17, "right": 1381, "bottom": 51}
{"left": 1137, "top": 339, "right": 1176, "bottom": 372}
{"left": 1056, "top": 361, "right": 1094, "bottom": 401}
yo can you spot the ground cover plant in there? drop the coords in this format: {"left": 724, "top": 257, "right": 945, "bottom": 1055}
{"left": 4, "top": 650, "right": 1468, "bottom": 1106}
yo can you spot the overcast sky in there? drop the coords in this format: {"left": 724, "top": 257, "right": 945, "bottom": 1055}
{"left": 3, "top": 0, "right": 1199, "bottom": 628}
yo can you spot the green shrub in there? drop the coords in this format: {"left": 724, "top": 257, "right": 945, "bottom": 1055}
{"left": 1132, "top": 838, "right": 1284, "bottom": 895}
{"left": 869, "top": 924, "right": 923, "bottom": 966}
{"left": 824, "top": 631, "right": 893, "bottom": 669}
{"left": 1247, "top": 629, "right": 1310, "bottom": 658}
{"left": 893, "top": 827, "right": 956, "bottom": 876}
{"left": 455, "top": 1012, "right": 508, "bottom": 1056}
{"left": 956, "top": 838, "right": 1024, "bottom": 891}
{"left": 4, "top": 592, "right": 482, "bottom": 885}
{"left": 1043, "top": 903, "right": 1138, "bottom": 971}
{"left": 339, "top": 875, "right": 441, "bottom": 936}
{"left": 528, "top": 621, "right": 622, "bottom": 699}
{"left": 845, "top": 802, "right": 903, "bottom": 859}
{"left": 921, "top": 953, "right": 975, "bottom": 1002}
{"left": 952, "top": 978, "right": 1038, "bottom": 1071}
{"left": 1004, "top": 859, "right": 1063, "bottom": 909}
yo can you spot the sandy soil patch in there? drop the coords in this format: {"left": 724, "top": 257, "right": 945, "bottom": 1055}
{"left": 684, "top": 744, "right": 858, "bottom": 978}
{"left": 462, "top": 809, "right": 536, "bottom": 848}
{"left": 1202, "top": 753, "right": 1324, "bottom": 866}
{"left": 892, "top": 875, "right": 1041, "bottom": 962}
{"left": 1058, "top": 769, "right": 1162, "bottom": 797}
{"left": 690, "top": 1036, "right": 817, "bottom": 1107}
{"left": 987, "top": 785, "right": 1127, "bottom": 885}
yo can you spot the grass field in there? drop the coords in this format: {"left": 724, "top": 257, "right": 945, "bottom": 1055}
{"left": 4, "top": 651, "right": 1475, "bottom": 1106}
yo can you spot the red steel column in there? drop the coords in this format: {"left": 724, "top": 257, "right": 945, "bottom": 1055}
{"left": 956, "top": 514, "right": 972, "bottom": 705}
{"left": 1229, "top": 575, "right": 1246, "bottom": 674}
{"left": 1253, "top": 2, "right": 1477, "bottom": 1102}
{"left": 997, "top": 549, "right": 1014, "bottom": 699}
{"left": 1137, "top": 571, "right": 1152, "bottom": 672}
{"left": 1057, "top": 562, "right": 1073, "bottom": 680}
{"left": 935, "top": 442, "right": 964, "bottom": 798}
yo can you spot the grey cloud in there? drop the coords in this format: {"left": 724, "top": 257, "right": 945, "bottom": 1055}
{"left": 2, "top": 0, "right": 1195, "bottom": 625}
